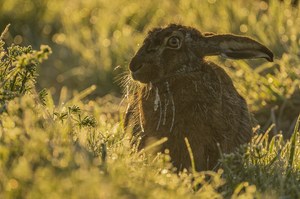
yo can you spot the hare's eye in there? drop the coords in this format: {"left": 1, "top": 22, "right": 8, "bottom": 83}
{"left": 167, "top": 36, "right": 180, "bottom": 48}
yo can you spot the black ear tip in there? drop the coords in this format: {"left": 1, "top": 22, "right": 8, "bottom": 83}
{"left": 263, "top": 47, "right": 274, "bottom": 62}
{"left": 266, "top": 55, "right": 274, "bottom": 62}
{"left": 266, "top": 51, "right": 274, "bottom": 62}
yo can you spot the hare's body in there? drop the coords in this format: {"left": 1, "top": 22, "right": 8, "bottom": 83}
{"left": 124, "top": 24, "right": 273, "bottom": 171}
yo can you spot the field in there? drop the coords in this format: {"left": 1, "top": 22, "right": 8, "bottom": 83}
{"left": 0, "top": 0, "right": 300, "bottom": 198}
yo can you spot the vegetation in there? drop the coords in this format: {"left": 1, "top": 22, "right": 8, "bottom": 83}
{"left": 0, "top": 0, "right": 299, "bottom": 198}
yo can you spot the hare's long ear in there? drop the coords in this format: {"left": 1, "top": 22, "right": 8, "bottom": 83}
{"left": 200, "top": 34, "right": 274, "bottom": 62}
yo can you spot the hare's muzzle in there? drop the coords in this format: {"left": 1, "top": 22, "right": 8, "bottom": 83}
{"left": 129, "top": 62, "right": 148, "bottom": 82}
{"left": 129, "top": 55, "right": 143, "bottom": 73}
{"left": 129, "top": 62, "right": 143, "bottom": 73}
{"left": 129, "top": 59, "right": 157, "bottom": 83}
{"left": 129, "top": 56, "right": 151, "bottom": 83}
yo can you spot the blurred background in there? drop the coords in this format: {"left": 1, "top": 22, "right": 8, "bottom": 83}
{"left": 0, "top": 0, "right": 299, "bottom": 136}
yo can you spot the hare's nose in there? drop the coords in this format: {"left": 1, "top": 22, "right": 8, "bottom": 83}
{"left": 129, "top": 56, "right": 143, "bottom": 72}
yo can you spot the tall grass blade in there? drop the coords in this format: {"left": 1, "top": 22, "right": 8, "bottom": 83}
{"left": 140, "top": 137, "right": 168, "bottom": 154}
{"left": 288, "top": 114, "right": 300, "bottom": 169}
{"left": 0, "top": 24, "right": 10, "bottom": 40}
{"left": 184, "top": 137, "right": 196, "bottom": 174}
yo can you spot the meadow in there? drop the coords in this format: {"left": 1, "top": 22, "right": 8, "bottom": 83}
{"left": 0, "top": 0, "right": 299, "bottom": 198}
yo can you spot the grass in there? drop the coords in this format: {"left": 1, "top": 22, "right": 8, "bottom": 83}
{"left": 0, "top": 83, "right": 299, "bottom": 198}
{"left": 0, "top": 0, "right": 300, "bottom": 198}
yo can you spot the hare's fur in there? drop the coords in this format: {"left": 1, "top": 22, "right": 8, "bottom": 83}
{"left": 124, "top": 24, "right": 273, "bottom": 171}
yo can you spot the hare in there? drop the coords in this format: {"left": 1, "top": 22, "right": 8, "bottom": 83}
{"left": 124, "top": 24, "right": 273, "bottom": 171}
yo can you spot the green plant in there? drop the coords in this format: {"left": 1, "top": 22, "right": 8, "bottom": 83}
{"left": 0, "top": 1, "right": 299, "bottom": 198}
{"left": 0, "top": 25, "right": 51, "bottom": 111}
{"left": 220, "top": 120, "right": 300, "bottom": 198}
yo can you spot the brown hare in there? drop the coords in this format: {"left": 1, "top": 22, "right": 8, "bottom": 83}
{"left": 124, "top": 24, "right": 273, "bottom": 171}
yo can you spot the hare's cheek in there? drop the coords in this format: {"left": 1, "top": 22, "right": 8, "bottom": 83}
{"left": 131, "top": 63, "right": 160, "bottom": 83}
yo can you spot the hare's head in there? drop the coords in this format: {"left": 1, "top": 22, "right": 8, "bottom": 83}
{"left": 129, "top": 24, "right": 273, "bottom": 83}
